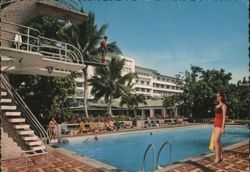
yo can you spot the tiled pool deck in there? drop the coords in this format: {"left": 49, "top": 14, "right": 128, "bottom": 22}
{"left": 158, "top": 142, "right": 249, "bottom": 172}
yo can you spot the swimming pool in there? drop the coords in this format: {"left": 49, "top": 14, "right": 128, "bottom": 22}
{"left": 59, "top": 125, "right": 249, "bottom": 172}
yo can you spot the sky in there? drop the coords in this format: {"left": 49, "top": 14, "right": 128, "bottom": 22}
{"left": 82, "top": 0, "right": 248, "bottom": 83}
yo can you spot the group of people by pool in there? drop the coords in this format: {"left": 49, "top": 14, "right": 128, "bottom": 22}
{"left": 48, "top": 118, "right": 118, "bottom": 138}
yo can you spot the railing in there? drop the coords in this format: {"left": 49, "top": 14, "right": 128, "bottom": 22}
{"left": 156, "top": 141, "right": 172, "bottom": 169}
{"left": 53, "top": 0, "right": 83, "bottom": 12}
{"left": 142, "top": 144, "right": 156, "bottom": 172}
{"left": 0, "top": 21, "right": 84, "bottom": 64}
{"left": 0, "top": 0, "right": 16, "bottom": 9}
{"left": 0, "top": 0, "right": 83, "bottom": 12}
{"left": 0, "top": 73, "right": 50, "bottom": 148}
{"left": 142, "top": 141, "right": 172, "bottom": 171}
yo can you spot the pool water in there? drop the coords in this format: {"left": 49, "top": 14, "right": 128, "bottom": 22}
{"left": 59, "top": 126, "right": 249, "bottom": 172}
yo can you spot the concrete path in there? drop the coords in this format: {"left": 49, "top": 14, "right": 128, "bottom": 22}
{"left": 160, "top": 144, "right": 249, "bottom": 172}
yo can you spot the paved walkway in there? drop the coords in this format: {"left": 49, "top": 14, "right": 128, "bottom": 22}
{"left": 1, "top": 143, "right": 249, "bottom": 172}
{"left": 161, "top": 144, "right": 249, "bottom": 172}
{"left": 1, "top": 150, "right": 103, "bottom": 172}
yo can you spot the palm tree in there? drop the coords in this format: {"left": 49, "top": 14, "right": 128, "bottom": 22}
{"left": 119, "top": 79, "right": 147, "bottom": 115}
{"left": 120, "top": 92, "right": 147, "bottom": 116}
{"left": 60, "top": 12, "right": 122, "bottom": 118}
{"left": 89, "top": 56, "right": 136, "bottom": 115}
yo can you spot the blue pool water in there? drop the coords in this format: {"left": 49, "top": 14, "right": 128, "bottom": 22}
{"left": 59, "top": 126, "right": 249, "bottom": 172}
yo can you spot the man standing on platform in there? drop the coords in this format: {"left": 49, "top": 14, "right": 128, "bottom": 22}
{"left": 100, "top": 36, "right": 108, "bottom": 63}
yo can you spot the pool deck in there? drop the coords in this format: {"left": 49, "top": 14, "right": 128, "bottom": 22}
{"left": 157, "top": 140, "right": 249, "bottom": 172}
{"left": 1, "top": 125, "right": 249, "bottom": 172}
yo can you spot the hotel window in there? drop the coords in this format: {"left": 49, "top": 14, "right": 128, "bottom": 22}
{"left": 141, "top": 81, "right": 144, "bottom": 84}
{"left": 76, "top": 90, "right": 84, "bottom": 97}
{"left": 147, "top": 81, "right": 150, "bottom": 85}
{"left": 76, "top": 73, "right": 83, "bottom": 78}
{"left": 76, "top": 82, "right": 83, "bottom": 87}
{"left": 135, "top": 88, "right": 139, "bottom": 91}
{"left": 141, "top": 88, "right": 145, "bottom": 92}
{"left": 136, "top": 80, "right": 138, "bottom": 83}
{"left": 161, "top": 84, "right": 164, "bottom": 88}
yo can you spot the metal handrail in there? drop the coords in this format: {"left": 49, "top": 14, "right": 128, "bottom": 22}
{"left": 156, "top": 141, "right": 172, "bottom": 169}
{"left": 53, "top": 0, "right": 83, "bottom": 11}
{"left": 0, "top": 21, "right": 84, "bottom": 65}
{"left": 39, "top": 36, "right": 83, "bottom": 63}
{"left": 0, "top": 0, "right": 16, "bottom": 9}
{"left": 142, "top": 144, "right": 156, "bottom": 172}
{"left": 0, "top": 73, "right": 51, "bottom": 148}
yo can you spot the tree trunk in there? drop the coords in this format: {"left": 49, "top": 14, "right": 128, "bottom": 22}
{"left": 83, "top": 66, "right": 89, "bottom": 118}
{"left": 107, "top": 96, "right": 112, "bottom": 115}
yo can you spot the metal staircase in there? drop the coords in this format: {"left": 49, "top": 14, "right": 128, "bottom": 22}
{"left": 1, "top": 74, "right": 50, "bottom": 152}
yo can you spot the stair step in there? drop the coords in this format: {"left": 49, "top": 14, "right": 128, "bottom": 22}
{"left": 1, "top": 92, "right": 7, "bottom": 96}
{"left": 13, "top": 124, "right": 30, "bottom": 129}
{"left": 1, "top": 105, "right": 17, "bottom": 110}
{"left": 8, "top": 118, "right": 25, "bottom": 123}
{"left": 22, "top": 136, "right": 39, "bottom": 141}
{"left": 5, "top": 111, "right": 21, "bottom": 116}
{"left": 0, "top": 98, "right": 12, "bottom": 103}
{"left": 26, "top": 141, "right": 43, "bottom": 146}
{"left": 30, "top": 145, "right": 46, "bottom": 151}
{"left": 17, "top": 130, "right": 34, "bottom": 135}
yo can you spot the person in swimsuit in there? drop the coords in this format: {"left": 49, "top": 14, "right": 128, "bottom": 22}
{"left": 213, "top": 91, "right": 227, "bottom": 164}
{"left": 49, "top": 117, "right": 58, "bottom": 140}
{"left": 100, "top": 36, "right": 108, "bottom": 63}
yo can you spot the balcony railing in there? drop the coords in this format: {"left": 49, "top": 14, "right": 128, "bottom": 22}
{"left": 0, "top": 21, "right": 83, "bottom": 64}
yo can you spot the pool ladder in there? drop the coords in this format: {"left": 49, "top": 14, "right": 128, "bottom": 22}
{"left": 142, "top": 141, "right": 172, "bottom": 172}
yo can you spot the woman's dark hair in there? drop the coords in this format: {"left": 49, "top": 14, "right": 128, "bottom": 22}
{"left": 218, "top": 91, "right": 227, "bottom": 104}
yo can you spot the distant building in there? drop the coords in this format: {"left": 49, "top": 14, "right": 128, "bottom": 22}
{"left": 69, "top": 55, "right": 183, "bottom": 108}
{"left": 134, "top": 66, "right": 183, "bottom": 100}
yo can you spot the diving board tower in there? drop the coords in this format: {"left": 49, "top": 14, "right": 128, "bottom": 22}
{"left": 0, "top": 0, "right": 87, "bottom": 160}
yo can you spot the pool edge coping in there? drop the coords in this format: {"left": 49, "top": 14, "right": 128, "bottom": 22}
{"left": 54, "top": 147, "right": 120, "bottom": 171}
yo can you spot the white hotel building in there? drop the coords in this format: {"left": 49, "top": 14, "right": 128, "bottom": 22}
{"left": 134, "top": 66, "right": 183, "bottom": 100}
{"left": 71, "top": 55, "right": 183, "bottom": 116}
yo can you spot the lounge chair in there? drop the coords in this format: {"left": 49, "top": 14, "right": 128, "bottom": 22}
{"left": 61, "top": 122, "right": 70, "bottom": 135}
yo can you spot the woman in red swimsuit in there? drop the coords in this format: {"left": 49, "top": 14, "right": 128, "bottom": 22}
{"left": 213, "top": 91, "right": 227, "bottom": 164}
